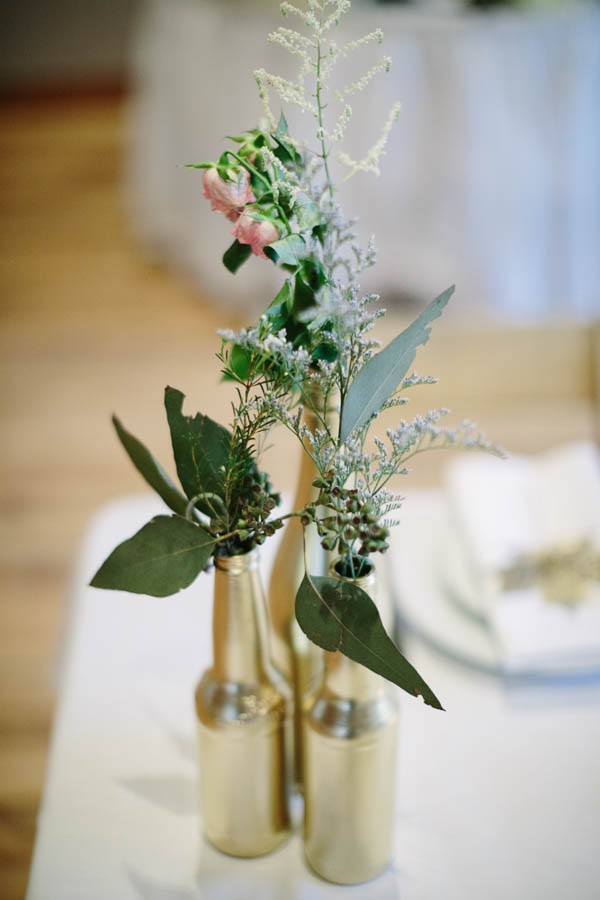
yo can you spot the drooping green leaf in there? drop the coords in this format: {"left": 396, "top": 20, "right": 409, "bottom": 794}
{"left": 112, "top": 416, "right": 188, "bottom": 517}
{"left": 340, "top": 286, "right": 455, "bottom": 441}
{"left": 90, "top": 515, "right": 215, "bottom": 597}
{"left": 223, "top": 240, "right": 252, "bottom": 274}
{"left": 295, "top": 574, "right": 443, "bottom": 710}
{"left": 164, "top": 388, "right": 231, "bottom": 513}
{"left": 267, "top": 234, "right": 306, "bottom": 266}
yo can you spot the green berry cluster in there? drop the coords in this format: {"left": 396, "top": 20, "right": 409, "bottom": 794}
{"left": 228, "top": 471, "right": 283, "bottom": 553}
{"left": 305, "top": 477, "right": 390, "bottom": 564}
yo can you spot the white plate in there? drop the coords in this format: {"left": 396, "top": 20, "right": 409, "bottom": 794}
{"left": 387, "top": 492, "right": 600, "bottom": 682}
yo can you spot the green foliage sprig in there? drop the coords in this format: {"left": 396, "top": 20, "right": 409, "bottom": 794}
{"left": 90, "top": 364, "right": 293, "bottom": 595}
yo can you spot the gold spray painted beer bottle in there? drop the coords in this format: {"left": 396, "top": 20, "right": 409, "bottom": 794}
{"left": 303, "top": 560, "right": 399, "bottom": 884}
{"left": 267, "top": 393, "right": 328, "bottom": 787}
{"left": 195, "top": 549, "right": 290, "bottom": 857}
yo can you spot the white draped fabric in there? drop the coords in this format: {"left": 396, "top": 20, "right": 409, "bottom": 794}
{"left": 127, "top": 0, "right": 600, "bottom": 321}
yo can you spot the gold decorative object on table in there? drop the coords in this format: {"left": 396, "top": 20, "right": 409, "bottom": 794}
{"left": 195, "top": 550, "right": 290, "bottom": 857}
{"left": 500, "top": 540, "right": 600, "bottom": 607}
{"left": 303, "top": 561, "right": 398, "bottom": 885}
{"left": 268, "top": 397, "right": 327, "bottom": 789}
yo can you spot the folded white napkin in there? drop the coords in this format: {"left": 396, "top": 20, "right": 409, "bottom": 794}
{"left": 445, "top": 441, "right": 600, "bottom": 674}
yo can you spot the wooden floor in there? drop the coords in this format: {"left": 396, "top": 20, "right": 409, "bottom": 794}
{"left": 0, "top": 96, "right": 597, "bottom": 899}
{"left": 0, "top": 96, "right": 249, "bottom": 900}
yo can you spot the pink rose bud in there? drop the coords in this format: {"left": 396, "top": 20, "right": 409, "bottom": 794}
{"left": 232, "top": 212, "right": 280, "bottom": 259}
{"left": 202, "top": 167, "right": 255, "bottom": 221}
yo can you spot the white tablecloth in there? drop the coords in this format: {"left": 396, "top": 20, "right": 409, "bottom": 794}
{"left": 127, "top": 0, "right": 600, "bottom": 321}
{"left": 27, "top": 492, "right": 600, "bottom": 899}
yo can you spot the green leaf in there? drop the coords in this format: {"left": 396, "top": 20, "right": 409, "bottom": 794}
{"left": 273, "top": 139, "right": 301, "bottom": 167}
{"left": 265, "top": 279, "right": 293, "bottom": 332}
{"left": 340, "top": 286, "right": 455, "bottom": 441}
{"left": 276, "top": 112, "right": 288, "bottom": 138}
{"left": 312, "top": 341, "right": 337, "bottom": 363}
{"left": 112, "top": 416, "right": 188, "bottom": 517}
{"left": 291, "top": 258, "right": 325, "bottom": 319}
{"left": 229, "top": 344, "right": 252, "bottom": 380}
{"left": 164, "top": 387, "right": 231, "bottom": 513}
{"left": 293, "top": 196, "right": 320, "bottom": 231}
{"left": 90, "top": 515, "right": 215, "bottom": 597}
{"left": 296, "top": 574, "right": 443, "bottom": 710}
{"left": 276, "top": 111, "right": 288, "bottom": 138}
{"left": 223, "top": 240, "right": 252, "bottom": 274}
{"left": 273, "top": 112, "right": 301, "bottom": 164}
{"left": 267, "top": 234, "right": 306, "bottom": 266}
{"left": 185, "top": 162, "right": 214, "bottom": 169}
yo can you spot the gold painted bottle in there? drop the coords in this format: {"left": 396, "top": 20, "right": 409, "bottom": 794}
{"left": 303, "top": 561, "right": 399, "bottom": 884}
{"left": 267, "top": 396, "right": 327, "bottom": 787}
{"left": 195, "top": 550, "right": 290, "bottom": 857}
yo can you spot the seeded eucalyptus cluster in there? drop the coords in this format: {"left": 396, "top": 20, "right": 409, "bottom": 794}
{"left": 305, "top": 483, "right": 389, "bottom": 578}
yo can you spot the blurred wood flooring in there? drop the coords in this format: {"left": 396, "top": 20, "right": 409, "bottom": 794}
{"left": 0, "top": 96, "right": 598, "bottom": 899}
{"left": 0, "top": 94, "right": 249, "bottom": 900}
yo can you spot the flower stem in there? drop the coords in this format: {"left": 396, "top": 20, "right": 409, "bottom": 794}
{"left": 316, "top": 18, "right": 334, "bottom": 202}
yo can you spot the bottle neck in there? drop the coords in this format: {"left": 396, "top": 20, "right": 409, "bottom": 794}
{"left": 323, "top": 564, "right": 384, "bottom": 702}
{"left": 212, "top": 550, "right": 270, "bottom": 684}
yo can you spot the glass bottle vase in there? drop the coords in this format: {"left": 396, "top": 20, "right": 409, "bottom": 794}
{"left": 267, "top": 400, "right": 327, "bottom": 788}
{"left": 303, "top": 560, "right": 399, "bottom": 884}
{"left": 195, "top": 549, "right": 290, "bottom": 857}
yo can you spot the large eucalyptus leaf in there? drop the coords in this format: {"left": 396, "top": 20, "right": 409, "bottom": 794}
{"left": 164, "top": 387, "right": 231, "bottom": 514}
{"left": 295, "top": 574, "right": 443, "bottom": 710}
{"left": 90, "top": 515, "right": 215, "bottom": 597}
{"left": 340, "top": 286, "right": 455, "bottom": 441}
{"left": 112, "top": 415, "right": 188, "bottom": 517}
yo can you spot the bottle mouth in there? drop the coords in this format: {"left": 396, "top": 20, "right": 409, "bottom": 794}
{"left": 215, "top": 548, "right": 259, "bottom": 574}
{"left": 332, "top": 555, "right": 374, "bottom": 581}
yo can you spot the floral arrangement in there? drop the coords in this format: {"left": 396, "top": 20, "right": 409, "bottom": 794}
{"left": 91, "top": 0, "right": 499, "bottom": 711}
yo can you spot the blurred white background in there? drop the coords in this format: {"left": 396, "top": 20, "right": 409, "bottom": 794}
{"left": 126, "top": 0, "right": 600, "bottom": 320}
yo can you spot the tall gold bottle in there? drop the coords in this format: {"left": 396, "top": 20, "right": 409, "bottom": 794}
{"left": 195, "top": 550, "right": 290, "bottom": 857}
{"left": 267, "top": 401, "right": 327, "bottom": 787}
{"left": 303, "top": 562, "right": 399, "bottom": 884}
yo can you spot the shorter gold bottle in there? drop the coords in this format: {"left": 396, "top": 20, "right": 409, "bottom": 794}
{"left": 303, "top": 561, "right": 399, "bottom": 884}
{"left": 195, "top": 550, "right": 290, "bottom": 857}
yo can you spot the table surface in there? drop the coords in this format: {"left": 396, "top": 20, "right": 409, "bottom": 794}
{"left": 27, "top": 493, "right": 600, "bottom": 900}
